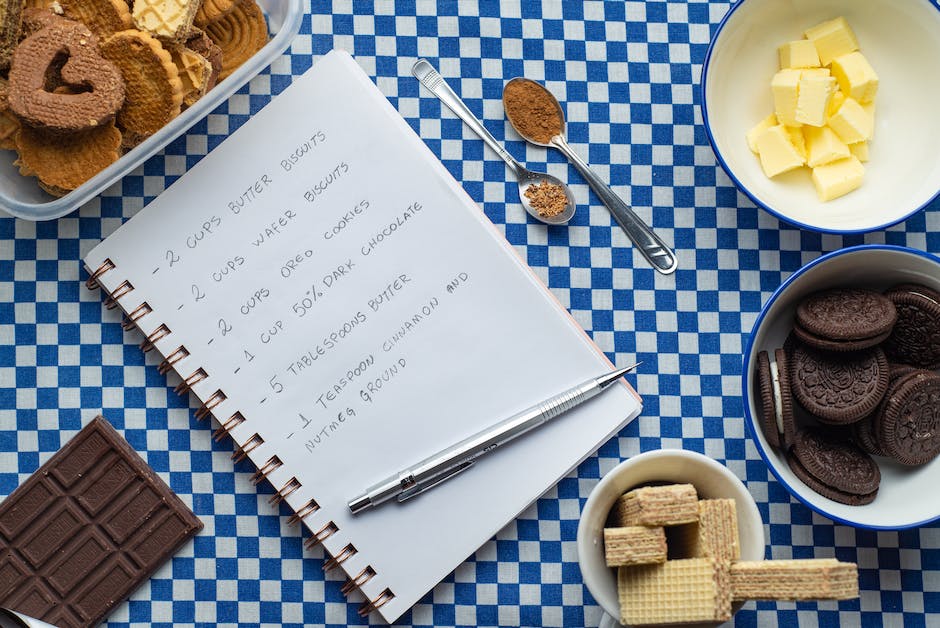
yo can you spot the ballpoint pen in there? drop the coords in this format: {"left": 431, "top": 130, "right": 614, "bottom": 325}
{"left": 348, "top": 363, "right": 640, "bottom": 514}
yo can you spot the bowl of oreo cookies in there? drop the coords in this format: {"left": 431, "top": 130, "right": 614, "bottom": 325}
{"left": 744, "top": 244, "right": 940, "bottom": 529}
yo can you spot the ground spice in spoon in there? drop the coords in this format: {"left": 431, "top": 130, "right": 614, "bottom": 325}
{"left": 503, "top": 79, "right": 563, "bottom": 144}
{"left": 525, "top": 180, "right": 568, "bottom": 217}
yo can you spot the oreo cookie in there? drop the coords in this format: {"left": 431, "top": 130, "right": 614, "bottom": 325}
{"left": 755, "top": 350, "right": 780, "bottom": 449}
{"left": 883, "top": 283, "right": 940, "bottom": 369}
{"left": 788, "top": 428, "right": 880, "bottom": 506}
{"left": 875, "top": 371, "right": 940, "bottom": 466}
{"left": 754, "top": 349, "right": 796, "bottom": 450}
{"left": 791, "top": 344, "right": 889, "bottom": 425}
{"left": 796, "top": 288, "right": 897, "bottom": 346}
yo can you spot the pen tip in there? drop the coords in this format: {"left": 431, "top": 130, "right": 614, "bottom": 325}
{"left": 596, "top": 363, "right": 641, "bottom": 388}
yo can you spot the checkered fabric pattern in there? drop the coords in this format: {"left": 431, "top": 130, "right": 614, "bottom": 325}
{"left": 2, "top": 1, "right": 939, "bottom": 626}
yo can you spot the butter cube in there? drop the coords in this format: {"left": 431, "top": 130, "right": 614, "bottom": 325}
{"left": 804, "top": 125, "right": 850, "bottom": 167}
{"left": 849, "top": 141, "right": 869, "bottom": 162}
{"left": 779, "top": 40, "right": 820, "bottom": 69}
{"left": 747, "top": 114, "right": 778, "bottom": 154}
{"left": 772, "top": 69, "right": 802, "bottom": 126}
{"left": 827, "top": 90, "right": 846, "bottom": 118}
{"left": 795, "top": 73, "right": 836, "bottom": 127}
{"left": 861, "top": 101, "right": 875, "bottom": 138}
{"left": 831, "top": 51, "right": 878, "bottom": 103}
{"left": 800, "top": 68, "right": 831, "bottom": 79}
{"left": 804, "top": 16, "right": 859, "bottom": 66}
{"left": 811, "top": 155, "right": 864, "bottom": 200}
{"left": 828, "top": 97, "right": 873, "bottom": 143}
{"left": 785, "top": 126, "right": 807, "bottom": 160}
{"left": 755, "top": 124, "right": 805, "bottom": 177}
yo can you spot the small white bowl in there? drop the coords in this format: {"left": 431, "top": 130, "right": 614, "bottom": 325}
{"left": 576, "top": 449, "right": 765, "bottom": 627}
{"left": 743, "top": 245, "right": 940, "bottom": 529}
{"left": 702, "top": 0, "right": 940, "bottom": 233}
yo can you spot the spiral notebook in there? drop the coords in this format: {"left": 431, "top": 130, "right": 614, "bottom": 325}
{"left": 83, "top": 50, "right": 642, "bottom": 623}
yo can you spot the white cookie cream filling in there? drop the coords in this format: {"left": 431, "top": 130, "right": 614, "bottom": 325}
{"left": 769, "top": 359, "right": 785, "bottom": 436}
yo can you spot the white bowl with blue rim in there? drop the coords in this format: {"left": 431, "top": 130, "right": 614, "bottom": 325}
{"left": 743, "top": 244, "right": 940, "bottom": 529}
{"left": 702, "top": 0, "right": 940, "bottom": 233}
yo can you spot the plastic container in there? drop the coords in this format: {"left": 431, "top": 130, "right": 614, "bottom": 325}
{"left": 0, "top": 0, "right": 304, "bottom": 221}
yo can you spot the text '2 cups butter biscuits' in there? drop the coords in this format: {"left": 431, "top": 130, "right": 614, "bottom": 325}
{"left": 59, "top": 0, "right": 133, "bottom": 38}
{"left": 13, "top": 120, "right": 122, "bottom": 194}
{"left": 8, "top": 19, "right": 126, "bottom": 134}
{"left": 99, "top": 28, "right": 183, "bottom": 147}
{"left": 787, "top": 428, "right": 880, "bottom": 506}
{"left": 205, "top": 0, "right": 269, "bottom": 81}
{"left": 133, "top": 0, "right": 201, "bottom": 41}
{"left": 791, "top": 344, "right": 889, "bottom": 425}
{"left": 883, "top": 284, "right": 940, "bottom": 369}
{"left": 875, "top": 371, "right": 940, "bottom": 466}
{"left": 795, "top": 288, "right": 897, "bottom": 351}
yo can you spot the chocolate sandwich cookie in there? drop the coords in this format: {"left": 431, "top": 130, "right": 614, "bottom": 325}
{"left": 788, "top": 428, "right": 880, "bottom": 506}
{"left": 774, "top": 348, "right": 797, "bottom": 449}
{"left": 793, "top": 323, "right": 890, "bottom": 353}
{"left": 851, "top": 413, "right": 886, "bottom": 457}
{"left": 876, "top": 370, "right": 940, "bottom": 466}
{"left": 791, "top": 344, "right": 889, "bottom": 425}
{"left": 796, "top": 288, "right": 897, "bottom": 349}
{"left": 883, "top": 283, "right": 940, "bottom": 369}
{"left": 755, "top": 350, "right": 780, "bottom": 449}
{"left": 755, "top": 349, "right": 797, "bottom": 450}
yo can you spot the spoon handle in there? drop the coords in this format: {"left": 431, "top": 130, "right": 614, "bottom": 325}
{"left": 412, "top": 59, "right": 522, "bottom": 175}
{"left": 553, "top": 137, "right": 678, "bottom": 275}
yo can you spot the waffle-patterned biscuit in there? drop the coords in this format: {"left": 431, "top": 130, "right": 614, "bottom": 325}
{"left": 612, "top": 483, "right": 699, "bottom": 527}
{"left": 729, "top": 559, "right": 859, "bottom": 601}
{"left": 59, "top": 0, "right": 132, "bottom": 37}
{"left": 618, "top": 558, "right": 732, "bottom": 625}
{"left": 0, "top": 0, "right": 26, "bottom": 71}
{"left": 603, "top": 526, "right": 667, "bottom": 567}
{"left": 8, "top": 19, "right": 125, "bottom": 133}
{"left": 184, "top": 27, "right": 222, "bottom": 90}
{"left": 667, "top": 498, "right": 740, "bottom": 562}
{"left": 169, "top": 42, "right": 213, "bottom": 107}
{"left": 99, "top": 28, "right": 183, "bottom": 147}
{"left": 193, "top": 0, "right": 238, "bottom": 27}
{"left": 133, "top": 0, "right": 199, "bottom": 41}
{"left": 205, "top": 0, "right": 268, "bottom": 81}
{"left": 13, "top": 120, "right": 122, "bottom": 193}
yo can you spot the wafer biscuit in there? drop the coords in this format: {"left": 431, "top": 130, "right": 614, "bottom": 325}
{"left": 612, "top": 483, "right": 699, "bottom": 527}
{"left": 604, "top": 526, "right": 667, "bottom": 567}
{"left": 133, "top": 0, "right": 199, "bottom": 41}
{"left": 205, "top": 0, "right": 268, "bottom": 81}
{"left": 99, "top": 28, "right": 183, "bottom": 147}
{"left": 169, "top": 42, "right": 213, "bottom": 107}
{"left": 0, "top": 0, "right": 26, "bottom": 71}
{"left": 193, "top": 0, "right": 237, "bottom": 28}
{"left": 618, "top": 558, "right": 732, "bottom": 625}
{"left": 13, "top": 120, "right": 122, "bottom": 192}
{"left": 667, "top": 498, "right": 740, "bottom": 562}
{"left": 729, "top": 559, "right": 859, "bottom": 601}
{"left": 59, "top": 0, "right": 132, "bottom": 37}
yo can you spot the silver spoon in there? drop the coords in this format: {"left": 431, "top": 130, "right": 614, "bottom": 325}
{"left": 503, "top": 78, "right": 678, "bottom": 274}
{"left": 412, "top": 60, "right": 575, "bottom": 225}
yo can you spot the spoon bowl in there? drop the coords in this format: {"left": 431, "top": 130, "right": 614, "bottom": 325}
{"left": 515, "top": 168, "right": 576, "bottom": 225}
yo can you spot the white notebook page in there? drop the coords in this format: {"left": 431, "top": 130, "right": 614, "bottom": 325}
{"left": 84, "top": 50, "right": 642, "bottom": 622}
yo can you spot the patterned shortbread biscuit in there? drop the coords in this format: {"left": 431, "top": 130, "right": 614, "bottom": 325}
{"left": 193, "top": 0, "right": 238, "bottom": 27}
{"left": 59, "top": 0, "right": 133, "bottom": 37}
{"left": 618, "top": 558, "right": 732, "bottom": 625}
{"left": 603, "top": 526, "right": 667, "bottom": 567}
{"left": 611, "top": 483, "right": 699, "bottom": 527}
{"left": 729, "top": 559, "right": 859, "bottom": 601}
{"left": 133, "top": 0, "right": 200, "bottom": 41}
{"left": 205, "top": 0, "right": 268, "bottom": 81}
{"left": 13, "top": 121, "right": 122, "bottom": 193}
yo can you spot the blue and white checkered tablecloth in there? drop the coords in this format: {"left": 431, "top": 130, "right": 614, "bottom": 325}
{"left": 2, "top": 1, "right": 939, "bottom": 626}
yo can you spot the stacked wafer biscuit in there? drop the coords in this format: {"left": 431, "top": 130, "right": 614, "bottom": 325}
{"left": 604, "top": 483, "right": 858, "bottom": 625}
{"left": 0, "top": 0, "right": 270, "bottom": 195}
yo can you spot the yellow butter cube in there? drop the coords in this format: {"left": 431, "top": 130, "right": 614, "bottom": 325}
{"left": 804, "top": 125, "right": 850, "bottom": 167}
{"left": 755, "top": 124, "right": 805, "bottom": 177}
{"left": 861, "top": 101, "right": 875, "bottom": 138}
{"left": 795, "top": 73, "right": 836, "bottom": 127}
{"left": 828, "top": 97, "right": 873, "bottom": 144}
{"left": 772, "top": 69, "right": 802, "bottom": 126}
{"left": 827, "top": 90, "right": 846, "bottom": 118}
{"left": 831, "top": 51, "right": 878, "bottom": 103}
{"left": 800, "top": 68, "right": 830, "bottom": 79}
{"left": 811, "top": 155, "right": 864, "bottom": 200}
{"left": 779, "top": 40, "right": 820, "bottom": 69}
{"left": 804, "top": 16, "right": 859, "bottom": 66}
{"left": 747, "top": 113, "right": 778, "bottom": 154}
{"left": 849, "top": 141, "right": 869, "bottom": 162}
{"left": 785, "top": 126, "right": 807, "bottom": 160}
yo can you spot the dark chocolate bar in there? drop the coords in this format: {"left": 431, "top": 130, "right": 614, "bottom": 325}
{"left": 0, "top": 416, "right": 202, "bottom": 628}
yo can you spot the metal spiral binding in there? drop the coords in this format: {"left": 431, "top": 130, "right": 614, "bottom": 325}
{"left": 251, "top": 455, "right": 283, "bottom": 485}
{"left": 341, "top": 566, "right": 376, "bottom": 595}
{"left": 174, "top": 367, "right": 208, "bottom": 395}
{"left": 158, "top": 346, "right": 190, "bottom": 374}
{"left": 359, "top": 588, "right": 395, "bottom": 616}
{"left": 323, "top": 543, "right": 357, "bottom": 572}
{"left": 140, "top": 323, "right": 171, "bottom": 352}
{"left": 232, "top": 433, "right": 264, "bottom": 463}
{"left": 286, "top": 498, "right": 319, "bottom": 526}
{"left": 122, "top": 302, "right": 153, "bottom": 331}
{"left": 213, "top": 411, "right": 245, "bottom": 442}
{"left": 195, "top": 390, "right": 226, "bottom": 419}
{"left": 104, "top": 280, "right": 135, "bottom": 309}
{"left": 269, "top": 477, "right": 301, "bottom": 506}
{"left": 86, "top": 258, "right": 116, "bottom": 290}
{"left": 304, "top": 521, "right": 338, "bottom": 550}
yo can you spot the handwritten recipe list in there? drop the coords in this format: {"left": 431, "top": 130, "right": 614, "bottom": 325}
{"left": 85, "top": 50, "right": 640, "bottom": 621}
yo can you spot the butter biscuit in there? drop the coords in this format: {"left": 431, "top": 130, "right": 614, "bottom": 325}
{"left": 1, "top": 0, "right": 26, "bottom": 71}
{"left": 99, "top": 28, "right": 182, "bottom": 147}
{"left": 59, "top": 0, "right": 132, "bottom": 38}
{"left": 8, "top": 19, "right": 126, "bottom": 133}
{"left": 0, "top": 78, "right": 19, "bottom": 150}
{"left": 205, "top": 0, "right": 268, "bottom": 81}
{"left": 169, "top": 42, "right": 213, "bottom": 108}
{"left": 133, "top": 0, "right": 199, "bottom": 41}
{"left": 193, "top": 0, "right": 238, "bottom": 28}
{"left": 13, "top": 119, "right": 122, "bottom": 192}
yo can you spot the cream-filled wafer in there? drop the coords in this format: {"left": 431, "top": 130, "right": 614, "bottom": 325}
{"left": 730, "top": 559, "right": 859, "bottom": 601}
{"left": 133, "top": 0, "right": 200, "bottom": 41}
{"left": 618, "top": 557, "right": 732, "bottom": 625}
{"left": 611, "top": 483, "right": 699, "bottom": 527}
{"left": 603, "top": 526, "right": 667, "bottom": 567}
{"left": 667, "top": 498, "right": 740, "bottom": 561}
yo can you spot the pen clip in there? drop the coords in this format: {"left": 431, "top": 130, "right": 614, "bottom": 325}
{"left": 397, "top": 460, "right": 475, "bottom": 503}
